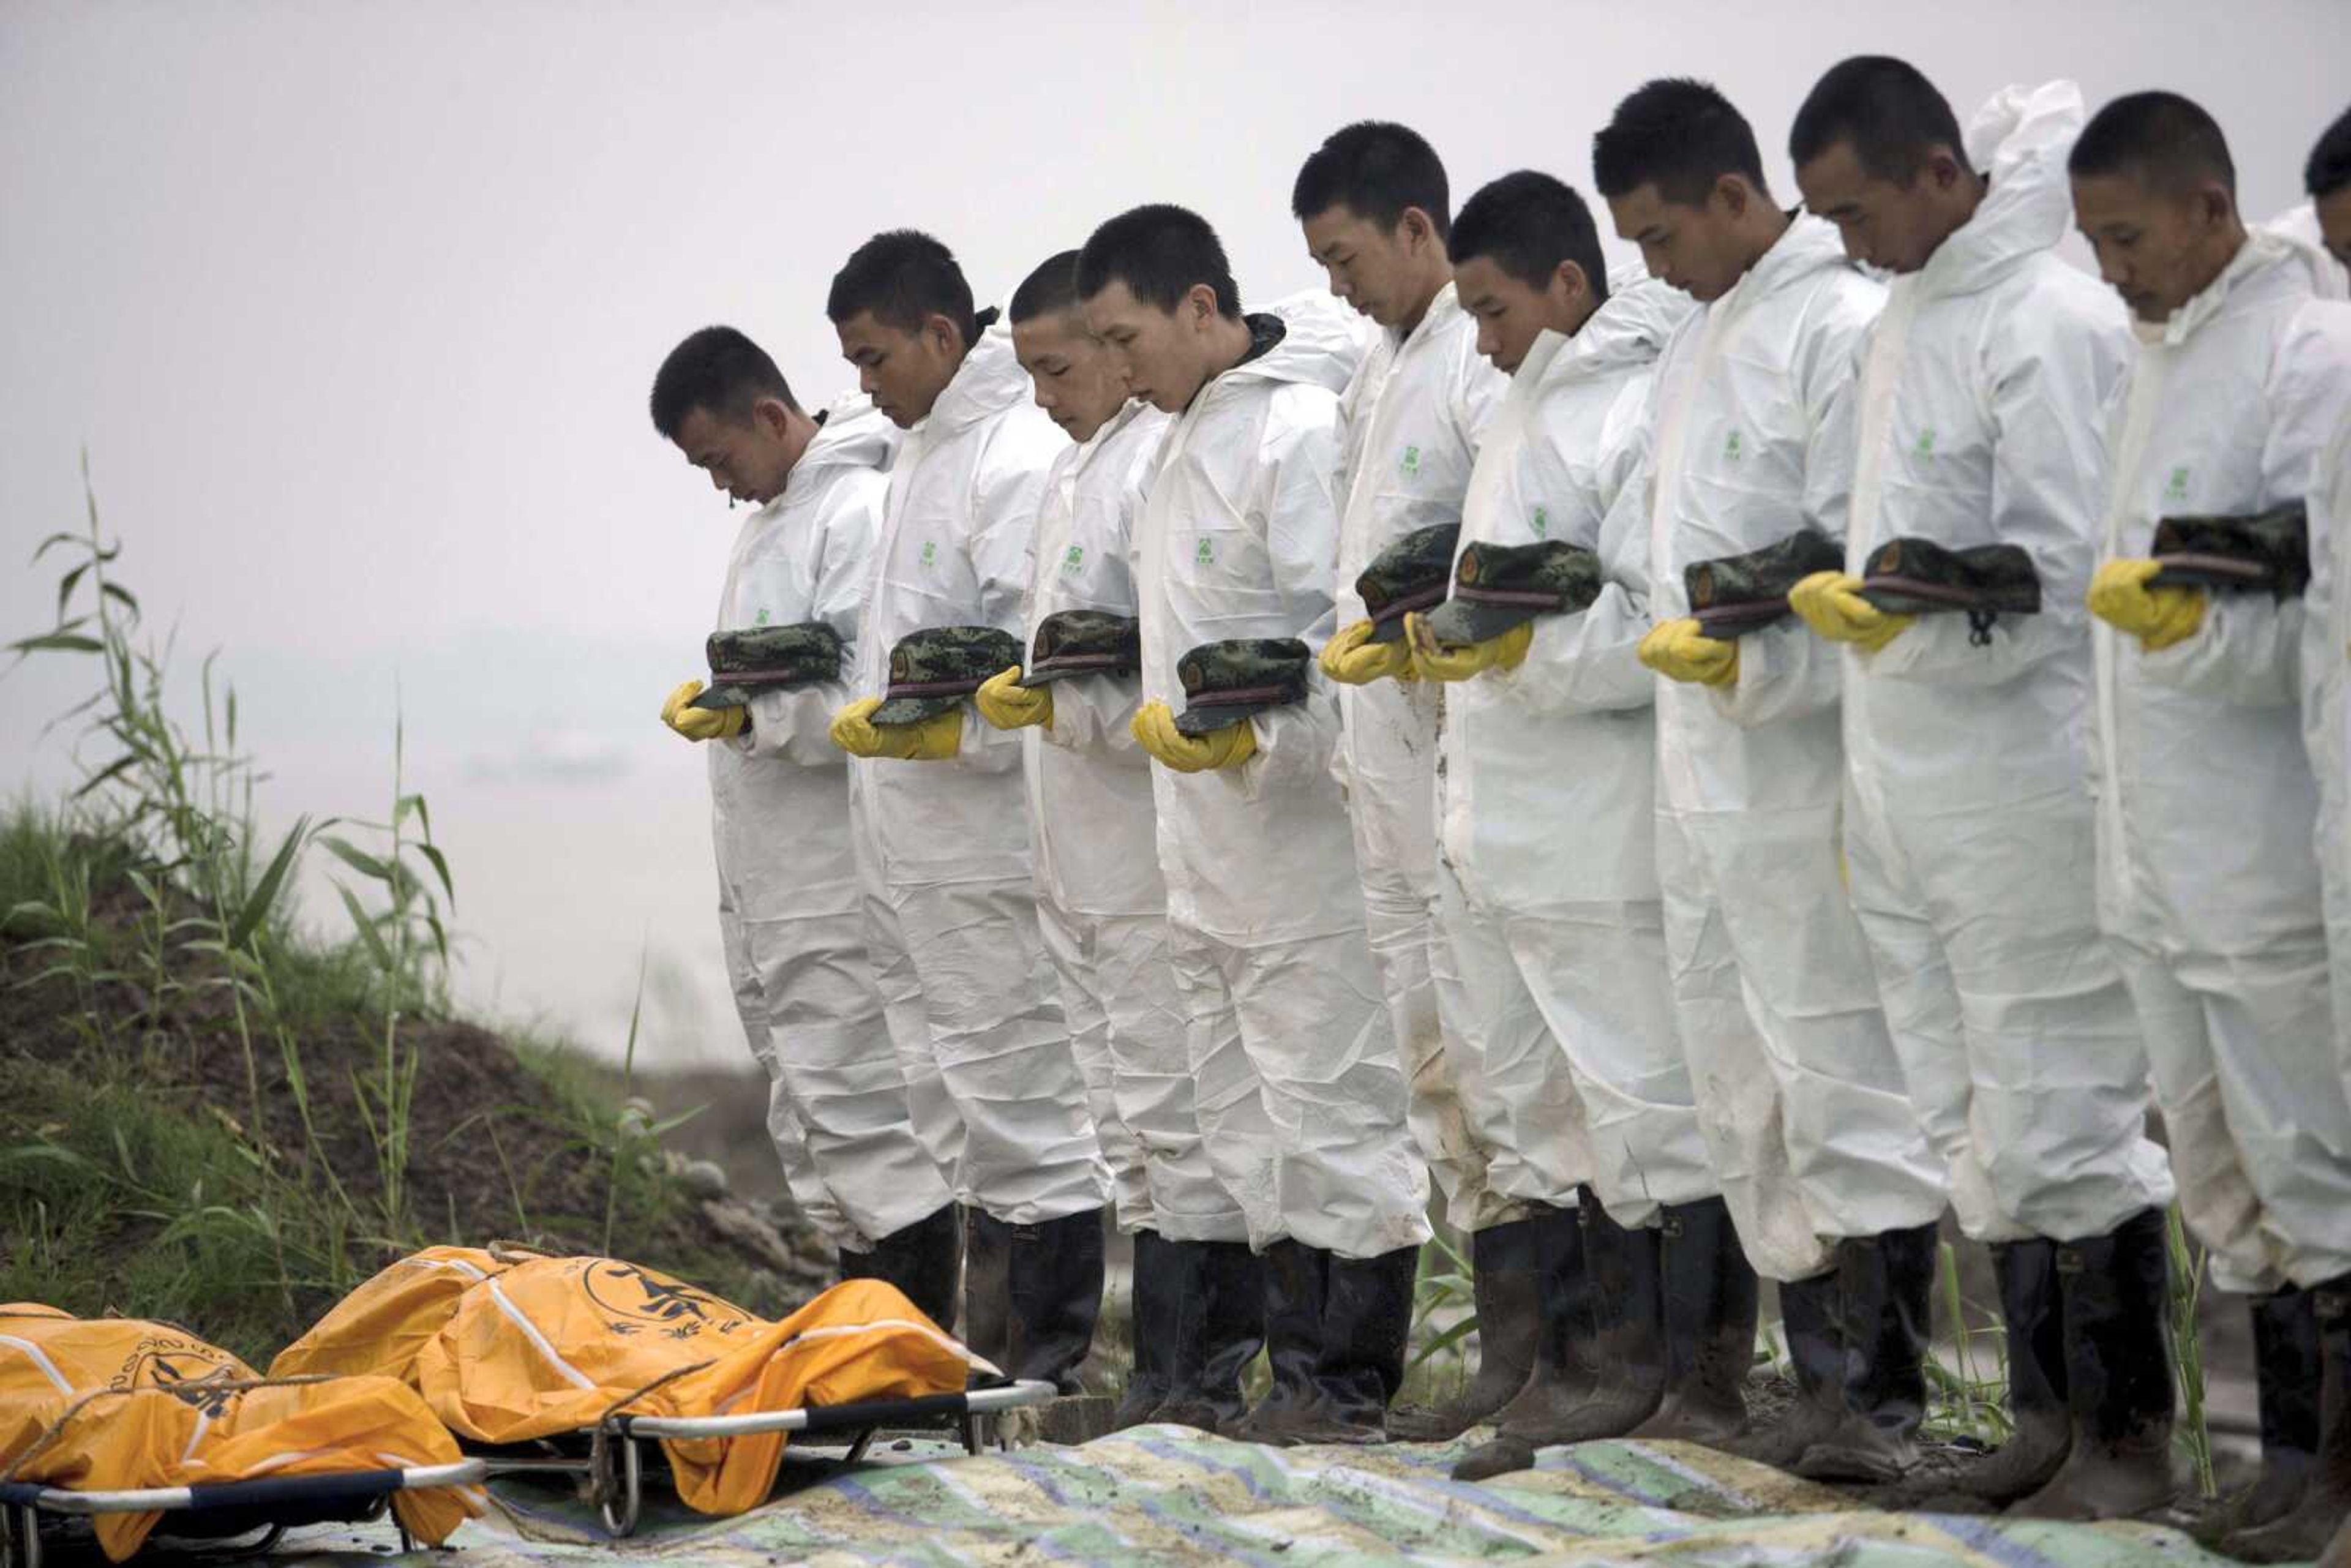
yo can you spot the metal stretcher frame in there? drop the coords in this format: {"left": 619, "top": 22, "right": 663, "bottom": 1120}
{"left": 0, "top": 1458, "right": 487, "bottom": 1568}
{"left": 475, "top": 1378, "right": 1059, "bottom": 1538}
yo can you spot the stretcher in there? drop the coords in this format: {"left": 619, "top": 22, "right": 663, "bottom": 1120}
{"left": 269, "top": 1247, "right": 1059, "bottom": 1537}
{"left": 471, "top": 1376, "right": 1056, "bottom": 1536}
{"left": 1, "top": 1305, "right": 483, "bottom": 1564}
{"left": 0, "top": 1454, "right": 487, "bottom": 1567}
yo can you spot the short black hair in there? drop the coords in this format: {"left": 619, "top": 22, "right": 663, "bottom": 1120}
{"left": 2306, "top": 105, "right": 2351, "bottom": 200}
{"left": 1076, "top": 203, "right": 1243, "bottom": 320}
{"left": 1008, "top": 249, "right": 1085, "bottom": 325}
{"left": 2070, "top": 91, "right": 2237, "bottom": 198}
{"left": 648, "top": 326, "right": 795, "bottom": 440}
{"left": 1790, "top": 56, "right": 1967, "bottom": 184}
{"left": 825, "top": 229, "right": 980, "bottom": 344}
{"left": 1450, "top": 170, "right": 1613, "bottom": 306}
{"left": 1594, "top": 77, "right": 1770, "bottom": 205}
{"left": 1291, "top": 119, "right": 1453, "bottom": 241}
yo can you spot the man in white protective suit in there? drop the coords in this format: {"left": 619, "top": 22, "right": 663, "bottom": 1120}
{"left": 2074, "top": 93, "right": 2351, "bottom": 1548}
{"left": 2278, "top": 106, "right": 2350, "bottom": 284}
{"left": 1284, "top": 119, "right": 1528, "bottom": 1443}
{"left": 974, "top": 250, "right": 1264, "bottom": 1433}
{"left": 647, "top": 327, "right": 959, "bottom": 1324}
{"left": 823, "top": 231, "right": 1111, "bottom": 1393}
{"left": 1780, "top": 62, "right": 2180, "bottom": 1507}
{"left": 1078, "top": 203, "right": 1434, "bottom": 1446}
{"left": 1594, "top": 77, "right": 1951, "bottom": 1470}
{"left": 1393, "top": 171, "right": 1734, "bottom": 1483}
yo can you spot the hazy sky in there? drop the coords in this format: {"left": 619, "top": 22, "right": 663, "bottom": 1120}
{"left": 5, "top": 0, "right": 2345, "bottom": 1062}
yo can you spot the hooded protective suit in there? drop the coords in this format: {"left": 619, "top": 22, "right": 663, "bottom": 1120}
{"left": 1019, "top": 399, "right": 1240, "bottom": 1242}
{"left": 1434, "top": 276, "right": 1713, "bottom": 1225}
{"left": 1136, "top": 294, "right": 1430, "bottom": 1259}
{"left": 1828, "top": 84, "right": 2173, "bottom": 1245}
{"left": 2104, "top": 228, "right": 2351, "bottom": 1292}
{"left": 1330, "top": 282, "right": 1521, "bottom": 1234}
{"left": 849, "top": 315, "right": 1108, "bottom": 1225}
{"left": 707, "top": 396, "right": 953, "bottom": 1250}
{"left": 1643, "top": 214, "right": 1947, "bottom": 1283}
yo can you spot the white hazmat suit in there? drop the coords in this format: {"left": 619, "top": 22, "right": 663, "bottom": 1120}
{"left": 1021, "top": 399, "right": 1243, "bottom": 1242}
{"left": 1136, "top": 296, "right": 1431, "bottom": 1260}
{"left": 1643, "top": 215, "right": 1947, "bottom": 1283}
{"left": 1832, "top": 84, "right": 2174, "bottom": 1245}
{"left": 1332, "top": 281, "right": 1521, "bottom": 1232}
{"left": 707, "top": 397, "right": 956, "bottom": 1248}
{"left": 849, "top": 316, "right": 1109, "bottom": 1225}
{"left": 2104, "top": 228, "right": 2351, "bottom": 1292}
{"left": 1436, "top": 277, "right": 1713, "bottom": 1228}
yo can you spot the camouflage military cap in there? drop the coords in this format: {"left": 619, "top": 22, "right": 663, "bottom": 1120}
{"left": 1355, "top": 523, "right": 1463, "bottom": 643}
{"left": 1417, "top": 539, "right": 1605, "bottom": 647}
{"left": 1859, "top": 538, "right": 2042, "bottom": 644}
{"left": 688, "top": 622, "right": 846, "bottom": 710}
{"left": 1685, "top": 529, "right": 1845, "bottom": 639}
{"left": 2150, "top": 501, "right": 2309, "bottom": 600}
{"left": 1173, "top": 637, "right": 1312, "bottom": 736}
{"left": 869, "top": 625, "right": 1024, "bottom": 726}
{"left": 1015, "top": 609, "right": 1142, "bottom": 689}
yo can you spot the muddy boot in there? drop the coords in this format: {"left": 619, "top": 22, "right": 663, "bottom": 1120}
{"left": 1153, "top": 1240, "right": 1264, "bottom": 1433}
{"left": 858, "top": 1202, "right": 963, "bottom": 1331}
{"left": 958, "top": 1207, "right": 1014, "bottom": 1384}
{"left": 2228, "top": 1277, "right": 2351, "bottom": 1562}
{"left": 1721, "top": 1267, "right": 1845, "bottom": 1470}
{"left": 2206, "top": 1287, "right": 2322, "bottom": 1546}
{"left": 1797, "top": 1222, "right": 1937, "bottom": 1483}
{"left": 2009, "top": 1208, "right": 2176, "bottom": 1520}
{"left": 1003, "top": 1207, "right": 1106, "bottom": 1394}
{"left": 1630, "top": 1196, "right": 1758, "bottom": 1446}
{"left": 1111, "top": 1229, "right": 1182, "bottom": 1428}
{"left": 1482, "top": 1203, "right": 1599, "bottom": 1428}
{"left": 1224, "top": 1240, "right": 1330, "bottom": 1446}
{"left": 1278, "top": 1245, "right": 1420, "bottom": 1444}
{"left": 1890, "top": 1236, "right": 2071, "bottom": 1505}
{"left": 1389, "top": 1219, "right": 1542, "bottom": 1442}
{"left": 1454, "top": 1193, "right": 1665, "bottom": 1480}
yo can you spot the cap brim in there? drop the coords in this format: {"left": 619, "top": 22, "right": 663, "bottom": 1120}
{"left": 1690, "top": 603, "right": 1792, "bottom": 639}
{"left": 688, "top": 685, "right": 752, "bottom": 711}
{"left": 1419, "top": 599, "right": 1534, "bottom": 647}
{"left": 1014, "top": 658, "right": 1138, "bottom": 689}
{"left": 1173, "top": 700, "right": 1276, "bottom": 737}
{"left": 869, "top": 694, "right": 966, "bottom": 726}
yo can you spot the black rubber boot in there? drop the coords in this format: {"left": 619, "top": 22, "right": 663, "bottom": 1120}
{"left": 959, "top": 1206, "right": 1013, "bottom": 1376}
{"left": 2229, "top": 1277, "right": 2351, "bottom": 1563}
{"left": 1721, "top": 1267, "right": 1846, "bottom": 1470}
{"left": 1455, "top": 1193, "right": 1665, "bottom": 1480}
{"left": 1271, "top": 1244, "right": 1421, "bottom": 1445}
{"left": 1156, "top": 1240, "right": 1265, "bottom": 1433}
{"left": 1796, "top": 1222, "right": 1937, "bottom": 1482}
{"left": 2009, "top": 1208, "right": 2177, "bottom": 1520}
{"left": 1003, "top": 1207, "right": 1106, "bottom": 1394}
{"left": 858, "top": 1202, "right": 963, "bottom": 1331}
{"left": 1894, "top": 1236, "right": 2071, "bottom": 1504}
{"left": 1112, "top": 1229, "right": 1182, "bottom": 1428}
{"left": 1226, "top": 1240, "right": 1331, "bottom": 1446}
{"left": 1479, "top": 1202, "right": 1599, "bottom": 1435}
{"left": 1630, "top": 1196, "right": 1759, "bottom": 1446}
{"left": 1389, "top": 1219, "right": 1543, "bottom": 1442}
{"left": 2209, "top": 1288, "right": 2322, "bottom": 1547}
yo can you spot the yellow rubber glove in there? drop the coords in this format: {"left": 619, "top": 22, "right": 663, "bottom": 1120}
{"left": 828, "top": 696, "right": 964, "bottom": 760}
{"left": 1318, "top": 618, "right": 1417, "bottom": 685}
{"left": 1131, "top": 699, "right": 1258, "bottom": 773}
{"left": 1788, "top": 571, "right": 1914, "bottom": 653}
{"left": 661, "top": 679, "right": 748, "bottom": 742}
{"left": 1638, "top": 618, "right": 1740, "bottom": 687}
{"left": 2087, "top": 558, "right": 2207, "bottom": 651}
{"left": 1402, "top": 611, "right": 1531, "bottom": 682}
{"left": 974, "top": 665, "right": 1052, "bottom": 730}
